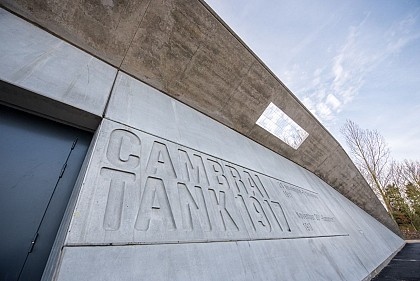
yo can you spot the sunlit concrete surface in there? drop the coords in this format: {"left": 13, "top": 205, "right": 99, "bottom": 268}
{"left": 0, "top": 3, "right": 405, "bottom": 281}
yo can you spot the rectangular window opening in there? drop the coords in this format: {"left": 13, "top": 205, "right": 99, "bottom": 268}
{"left": 256, "top": 103, "right": 309, "bottom": 149}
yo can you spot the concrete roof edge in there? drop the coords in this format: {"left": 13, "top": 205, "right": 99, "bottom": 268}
{"left": 198, "top": 0, "right": 340, "bottom": 144}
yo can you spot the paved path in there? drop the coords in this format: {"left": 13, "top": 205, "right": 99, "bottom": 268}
{"left": 372, "top": 241, "right": 420, "bottom": 281}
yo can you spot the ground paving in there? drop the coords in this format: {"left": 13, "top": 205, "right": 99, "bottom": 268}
{"left": 372, "top": 241, "right": 420, "bottom": 281}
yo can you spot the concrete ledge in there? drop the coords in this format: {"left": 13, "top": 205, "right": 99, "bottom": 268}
{"left": 0, "top": 80, "right": 100, "bottom": 131}
{"left": 0, "top": 8, "right": 118, "bottom": 117}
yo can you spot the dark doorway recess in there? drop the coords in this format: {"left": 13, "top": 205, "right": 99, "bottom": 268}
{"left": 0, "top": 104, "right": 92, "bottom": 281}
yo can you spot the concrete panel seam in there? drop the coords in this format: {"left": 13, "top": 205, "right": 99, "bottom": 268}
{"left": 118, "top": 0, "right": 153, "bottom": 69}
{"left": 65, "top": 234, "right": 350, "bottom": 247}
{"left": 103, "top": 70, "right": 121, "bottom": 118}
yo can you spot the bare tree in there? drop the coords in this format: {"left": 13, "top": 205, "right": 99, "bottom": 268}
{"left": 340, "top": 120, "right": 394, "bottom": 219}
{"left": 401, "top": 159, "right": 420, "bottom": 188}
{"left": 388, "top": 160, "right": 405, "bottom": 189}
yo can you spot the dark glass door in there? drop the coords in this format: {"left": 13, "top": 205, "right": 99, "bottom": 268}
{"left": 0, "top": 104, "right": 92, "bottom": 281}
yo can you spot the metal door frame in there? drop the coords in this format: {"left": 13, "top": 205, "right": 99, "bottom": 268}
{"left": 41, "top": 127, "right": 100, "bottom": 281}
{"left": 0, "top": 80, "right": 101, "bottom": 281}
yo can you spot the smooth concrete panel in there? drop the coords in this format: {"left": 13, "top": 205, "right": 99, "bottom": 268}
{"left": 66, "top": 119, "right": 347, "bottom": 246}
{"left": 174, "top": 97, "right": 265, "bottom": 173}
{"left": 56, "top": 243, "right": 249, "bottom": 281}
{"left": 249, "top": 140, "right": 316, "bottom": 192}
{"left": 64, "top": 81, "right": 403, "bottom": 280}
{"left": 56, "top": 234, "right": 401, "bottom": 281}
{"left": 0, "top": 8, "right": 117, "bottom": 116}
{"left": 106, "top": 73, "right": 315, "bottom": 192}
{"left": 105, "top": 73, "right": 182, "bottom": 143}
{"left": 300, "top": 171, "right": 404, "bottom": 274}
{"left": 235, "top": 237, "right": 370, "bottom": 281}
{"left": 60, "top": 144, "right": 404, "bottom": 280}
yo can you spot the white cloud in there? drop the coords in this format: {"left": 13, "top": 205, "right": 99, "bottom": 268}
{"left": 316, "top": 102, "right": 333, "bottom": 121}
{"left": 326, "top": 94, "right": 341, "bottom": 111}
{"left": 293, "top": 11, "right": 420, "bottom": 127}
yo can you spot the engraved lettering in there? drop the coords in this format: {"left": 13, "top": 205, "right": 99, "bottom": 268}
{"left": 90, "top": 125, "right": 345, "bottom": 241}
{"left": 254, "top": 174, "right": 270, "bottom": 198}
{"left": 235, "top": 195, "right": 256, "bottom": 231}
{"left": 271, "top": 201, "right": 291, "bottom": 232}
{"left": 106, "top": 129, "right": 141, "bottom": 170}
{"left": 146, "top": 142, "right": 177, "bottom": 178}
{"left": 283, "top": 182, "right": 318, "bottom": 198}
{"left": 208, "top": 190, "right": 239, "bottom": 231}
{"left": 177, "top": 183, "right": 211, "bottom": 231}
{"left": 278, "top": 181, "right": 293, "bottom": 199}
{"left": 249, "top": 196, "right": 271, "bottom": 232}
{"left": 178, "top": 150, "right": 210, "bottom": 185}
{"left": 261, "top": 200, "right": 281, "bottom": 232}
{"left": 296, "top": 212, "right": 315, "bottom": 220}
{"left": 303, "top": 222, "right": 314, "bottom": 231}
{"left": 135, "top": 177, "right": 176, "bottom": 231}
{"left": 100, "top": 168, "right": 136, "bottom": 231}
{"left": 225, "top": 165, "right": 247, "bottom": 194}
{"left": 283, "top": 190, "right": 293, "bottom": 198}
{"left": 321, "top": 216, "right": 335, "bottom": 222}
{"left": 207, "top": 159, "right": 230, "bottom": 190}
{"left": 243, "top": 171, "right": 265, "bottom": 198}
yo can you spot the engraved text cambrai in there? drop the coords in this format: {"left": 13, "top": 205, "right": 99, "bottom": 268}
{"left": 80, "top": 127, "right": 344, "bottom": 244}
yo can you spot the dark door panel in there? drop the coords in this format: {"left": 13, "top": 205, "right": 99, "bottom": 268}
{"left": 0, "top": 104, "right": 92, "bottom": 281}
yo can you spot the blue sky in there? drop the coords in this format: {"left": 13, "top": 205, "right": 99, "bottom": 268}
{"left": 205, "top": 0, "right": 420, "bottom": 161}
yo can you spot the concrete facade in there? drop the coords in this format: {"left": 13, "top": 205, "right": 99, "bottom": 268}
{"left": 0, "top": 0, "right": 398, "bottom": 235}
{"left": 0, "top": 2, "right": 404, "bottom": 280}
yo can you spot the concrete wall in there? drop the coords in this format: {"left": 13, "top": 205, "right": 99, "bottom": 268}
{"left": 0, "top": 7, "right": 405, "bottom": 281}
{"left": 0, "top": 0, "right": 399, "bottom": 235}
